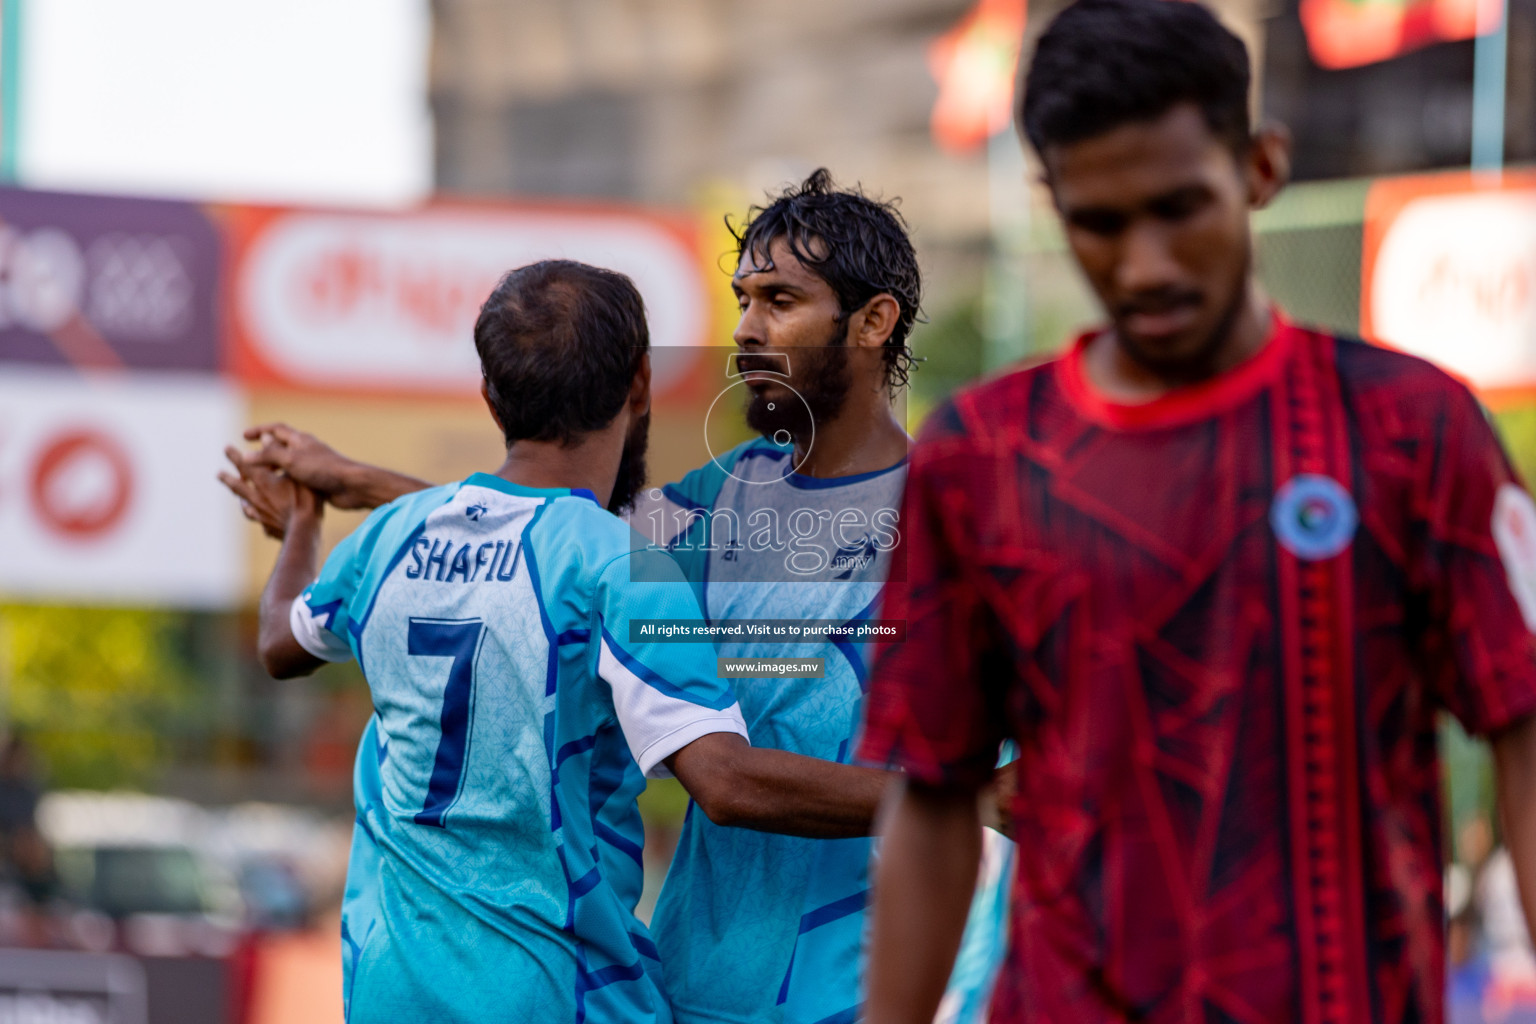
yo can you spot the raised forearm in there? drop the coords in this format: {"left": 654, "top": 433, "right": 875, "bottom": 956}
{"left": 1494, "top": 713, "right": 1536, "bottom": 939}
{"left": 258, "top": 510, "right": 324, "bottom": 678}
{"left": 338, "top": 462, "right": 431, "bottom": 510}
{"left": 866, "top": 779, "right": 983, "bottom": 1024}
{"left": 669, "top": 733, "right": 892, "bottom": 838}
{"left": 717, "top": 746, "right": 892, "bottom": 838}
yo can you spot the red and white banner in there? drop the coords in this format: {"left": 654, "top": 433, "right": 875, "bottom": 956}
{"left": 224, "top": 202, "right": 711, "bottom": 398}
{"left": 0, "top": 369, "right": 245, "bottom": 606}
{"left": 1363, "top": 171, "right": 1536, "bottom": 404}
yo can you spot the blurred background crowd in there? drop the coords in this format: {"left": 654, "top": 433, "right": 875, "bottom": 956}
{"left": 0, "top": 0, "right": 1532, "bottom": 1020}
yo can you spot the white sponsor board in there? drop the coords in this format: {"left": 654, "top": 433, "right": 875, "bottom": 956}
{"left": 20, "top": 0, "right": 431, "bottom": 207}
{"left": 0, "top": 369, "right": 244, "bottom": 607}
{"left": 1369, "top": 190, "right": 1536, "bottom": 392}
{"left": 234, "top": 207, "right": 708, "bottom": 395}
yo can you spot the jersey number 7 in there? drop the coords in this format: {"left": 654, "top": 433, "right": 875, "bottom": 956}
{"left": 408, "top": 617, "right": 485, "bottom": 827}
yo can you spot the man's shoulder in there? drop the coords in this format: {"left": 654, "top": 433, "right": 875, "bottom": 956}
{"left": 1322, "top": 331, "right": 1486, "bottom": 432}
{"left": 663, "top": 437, "right": 788, "bottom": 505}
{"left": 533, "top": 492, "right": 638, "bottom": 555}
{"left": 345, "top": 482, "right": 464, "bottom": 563}
{"left": 919, "top": 353, "right": 1064, "bottom": 448}
{"left": 1328, "top": 332, "right": 1470, "bottom": 396}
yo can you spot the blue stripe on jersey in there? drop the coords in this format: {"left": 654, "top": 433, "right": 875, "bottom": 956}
{"left": 544, "top": 709, "right": 564, "bottom": 833}
{"left": 346, "top": 520, "right": 430, "bottom": 674}
{"left": 809, "top": 1008, "right": 860, "bottom": 1024}
{"left": 522, "top": 499, "right": 560, "bottom": 697}
{"left": 597, "top": 623, "right": 737, "bottom": 711}
{"left": 775, "top": 890, "right": 870, "bottom": 1005}
{"left": 830, "top": 594, "right": 879, "bottom": 693}
{"left": 556, "top": 734, "right": 597, "bottom": 768}
{"left": 589, "top": 722, "right": 642, "bottom": 868}
{"left": 738, "top": 445, "right": 790, "bottom": 462}
{"left": 576, "top": 950, "right": 647, "bottom": 1024}
{"left": 341, "top": 916, "right": 374, "bottom": 1023}
{"left": 661, "top": 483, "right": 707, "bottom": 512}
{"left": 781, "top": 456, "right": 906, "bottom": 490}
{"left": 632, "top": 933, "right": 660, "bottom": 962}
{"left": 558, "top": 628, "right": 592, "bottom": 645}
{"left": 310, "top": 597, "right": 344, "bottom": 631}
{"left": 799, "top": 890, "right": 867, "bottom": 933}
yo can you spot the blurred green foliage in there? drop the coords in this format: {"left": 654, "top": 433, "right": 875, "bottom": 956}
{"left": 1494, "top": 405, "right": 1536, "bottom": 487}
{"left": 0, "top": 604, "right": 200, "bottom": 789}
{"left": 638, "top": 778, "right": 691, "bottom": 829}
{"left": 906, "top": 295, "right": 988, "bottom": 431}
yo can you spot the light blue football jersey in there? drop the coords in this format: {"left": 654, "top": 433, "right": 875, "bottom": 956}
{"left": 632, "top": 439, "right": 894, "bottom": 1024}
{"left": 290, "top": 473, "right": 748, "bottom": 1024}
{"left": 633, "top": 438, "right": 1012, "bottom": 1023}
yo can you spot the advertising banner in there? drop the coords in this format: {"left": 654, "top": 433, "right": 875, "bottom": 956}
{"left": 0, "top": 188, "right": 223, "bottom": 372}
{"left": 0, "top": 369, "right": 245, "bottom": 607}
{"left": 1363, "top": 171, "right": 1536, "bottom": 405}
{"left": 0, "top": 185, "right": 724, "bottom": 607}
{"left": 224, "top": 202, "right": 711, "bottom": 398}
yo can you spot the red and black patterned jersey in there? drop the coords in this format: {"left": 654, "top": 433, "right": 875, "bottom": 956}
{"left": 858, "top": 315, "right": 1536, "bottom": 1024}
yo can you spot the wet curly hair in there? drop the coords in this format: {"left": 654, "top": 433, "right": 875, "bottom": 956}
{"left": 729, "top": 168, "right": 924, "bottom": 390}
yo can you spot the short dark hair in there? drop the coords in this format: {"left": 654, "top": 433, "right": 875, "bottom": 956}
{"left": 1021, "top": 0, "right": 1252, "bottom": 158}
{"left": 475, "top": 260, "right": 648, "bottom": 446}
{"left": 731, "top": 168, "right": 923, "bottom": 389}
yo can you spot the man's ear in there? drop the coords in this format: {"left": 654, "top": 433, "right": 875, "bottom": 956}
{"left": 481, "top": 378, "right": 506, "bottom": 435}
{"left": 629, "top": 352, "right": 652, "bottom": 417}
{"left": 850, "top": 294, "right": 901, "bottom": 350}
{"left": 1247, "top": 121, "right": 1293, "bottom": 211}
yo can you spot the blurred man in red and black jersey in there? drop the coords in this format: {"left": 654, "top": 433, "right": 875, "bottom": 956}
{"left": 860, "top": 1, "right": 1536, "bottom": 1022}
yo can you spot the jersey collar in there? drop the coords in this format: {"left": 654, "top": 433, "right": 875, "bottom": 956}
{"left": 463, "top": 472, "right": 600, "bottom": 504}
{"left": 1057, "top": 309, "right": 1299, "bottom": 431}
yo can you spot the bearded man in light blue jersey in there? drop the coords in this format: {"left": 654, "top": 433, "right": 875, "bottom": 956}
{"left": 221, "top": 259, "right": 893, "bottom": 1024}
{"left": 229, "top": 174, "right": 1012, "bottom": 1024}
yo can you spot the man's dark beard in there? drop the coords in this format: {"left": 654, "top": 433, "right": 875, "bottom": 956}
{"left": 608, "top": 411, "right": 650, "bottom": 514}
{"left": 1116, "top": 248, "right": 1253, "bottom": 384}
{"left": 744, "top": 330, "right": 851, "bottom": 443}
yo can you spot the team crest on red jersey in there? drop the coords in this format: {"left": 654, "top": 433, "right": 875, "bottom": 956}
{"left": 1271, "top": 474, "right": 1358, "bottom": 561}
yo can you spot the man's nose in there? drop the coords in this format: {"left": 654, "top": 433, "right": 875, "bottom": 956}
{"left": 1115, "top": 221, "right": 1182, "bottom": 295}
{"left": 733, "top": 304, "right": 765, "bottom": 348}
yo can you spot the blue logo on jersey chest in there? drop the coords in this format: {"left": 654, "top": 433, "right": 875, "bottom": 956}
{"left": 1271, "top": 474, "right": 1358, "bottom": 561}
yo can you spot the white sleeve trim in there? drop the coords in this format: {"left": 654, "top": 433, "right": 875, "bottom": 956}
{"left": 598, "top": 636, "right": 748, "bottom": 779}
{"left": 635, "top": 715, "right": 750, "bottom": 780}
{"left": 289, "top": 594, "right": 354, "bottom": 663}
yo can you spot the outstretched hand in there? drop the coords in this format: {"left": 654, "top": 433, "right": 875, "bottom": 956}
{"left": 241, "top": 423, "right": 371, "bottom": 509}
{"left": 219, "top": 444, "right": 323, "bottom": 540}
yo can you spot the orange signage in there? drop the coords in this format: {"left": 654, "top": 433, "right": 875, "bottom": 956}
{"left": 1362, "top": 170, "right": 1536, "bottom": 406}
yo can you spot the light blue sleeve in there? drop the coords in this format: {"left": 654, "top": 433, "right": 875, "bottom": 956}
{"left": 592, "top": 545, "right": 748, "bottom": 777}
{"left": 289, "top": 517, "right": 375, "bottom": 663}
{"left": 289, "top": 485, "right": 460, "bottom": 664}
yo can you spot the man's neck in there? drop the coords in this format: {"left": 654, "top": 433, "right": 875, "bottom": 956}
{"left": 492, "top": 429, "right": 621, "bottom": 507}
{"left": 791, "top": 387, "right": 910, "bottom": 479}
{"left": 1090, "top": 285, "right": 1273, "bottom": 403}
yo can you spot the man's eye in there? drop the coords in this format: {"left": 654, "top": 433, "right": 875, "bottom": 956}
{"left": 1152, "top": 192, "right": 1206, "bottom": 221}
{"left": 1071, "top": 212, "right": 1126, "bottom": 237}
